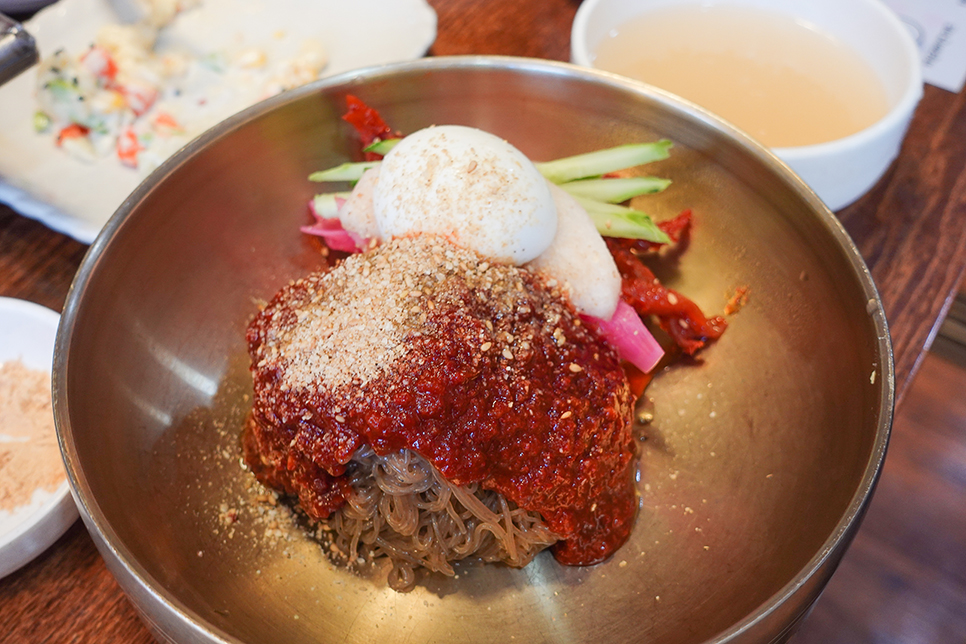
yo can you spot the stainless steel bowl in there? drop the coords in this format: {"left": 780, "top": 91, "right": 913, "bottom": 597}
{"left": 54, "top": 57, "right": 893, "bottom": 644}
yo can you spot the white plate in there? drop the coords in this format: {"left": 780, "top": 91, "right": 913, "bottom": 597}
{"left": 0, "top": 0, "right": 437, "bottom": 243}
{"left": 0, "top": 297, "right": 77, "bottom": 580}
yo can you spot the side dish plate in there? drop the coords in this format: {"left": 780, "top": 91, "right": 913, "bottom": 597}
{"left": 0, "top": 297, "right": 77, "bottom": 579}
{"left": 0, "top": 0, "right": 437, "bottom": 243}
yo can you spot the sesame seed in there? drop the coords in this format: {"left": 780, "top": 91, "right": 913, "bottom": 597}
{"left": 250, "top": 235, "right": 580, "bottom": 401}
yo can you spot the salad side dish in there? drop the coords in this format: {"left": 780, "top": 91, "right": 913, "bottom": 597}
{"left": 242, "top": 97, "right": 728, "bottom": 591}
{"left": 33, "top": 0, "right": 328, "bottom": 171}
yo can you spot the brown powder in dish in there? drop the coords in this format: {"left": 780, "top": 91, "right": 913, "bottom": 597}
{"left": 0, "top": 359, "right": 64, "bottom": 512}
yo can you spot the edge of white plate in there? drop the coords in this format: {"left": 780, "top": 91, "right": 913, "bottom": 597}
{"left": 0, "top": 297, "right": 78, "bottom": 579}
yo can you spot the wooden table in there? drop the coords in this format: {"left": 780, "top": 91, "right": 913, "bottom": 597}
{"left": 2, "top": 1, "right": 965, "bottom": 641}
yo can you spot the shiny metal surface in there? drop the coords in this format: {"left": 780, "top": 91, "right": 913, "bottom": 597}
{"left": 54, "top": 57, "right": 893, "bottom": 644}
{"left": 0, "top": 13, "right": 37, "bottom": 86}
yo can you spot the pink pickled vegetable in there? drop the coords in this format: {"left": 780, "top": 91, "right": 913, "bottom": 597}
{"left": 300, "top": 217, "right": 360, "bottom": 252}
{"left": 302, "top": 199, "right": 365, "bottom": 252}
{"left": 585, "top": 300, "right": 664, "bottom": 373}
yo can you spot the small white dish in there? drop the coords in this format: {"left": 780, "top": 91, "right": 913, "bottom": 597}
{"left": 0, "top": 297, "right": 77, "bottom": 579}
{"left": 0, "top": 0, "right": 438, "bottom": 243}
{"left": 571, "top": 0, "right": 923, "bottom": 211}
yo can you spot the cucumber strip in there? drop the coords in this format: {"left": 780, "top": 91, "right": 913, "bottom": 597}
{"left": 559, "top": 176, "right": 671, "bottom": 203}
{"left": 312, "top": 192, "right": 352, "bottom": 218}
{"left": 308, "top": 161, "right": 381, "bottom": 182}
{"left": 363, "top": 138, "right": 401, "bottom": 155}
{"left": 573, "top": 195, "right": 672, "bottom": 243}
{"left": 535, "top": 140, "right": 673, "bottom": 184}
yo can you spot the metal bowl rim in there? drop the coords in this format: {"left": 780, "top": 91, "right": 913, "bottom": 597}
{"left": 53, "top": 55, "right": 896, "bottom": 644}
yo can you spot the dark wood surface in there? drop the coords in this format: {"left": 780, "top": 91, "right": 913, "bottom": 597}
{"left": 2, "top": 0, "right": 965, "bottom": 641}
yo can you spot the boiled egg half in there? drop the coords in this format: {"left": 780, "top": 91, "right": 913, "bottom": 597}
{"left": 337, "top": 124, "right": 622, "bottom": 320}
{"left": 373, "top": 125, "right": 558, "bottom": 265}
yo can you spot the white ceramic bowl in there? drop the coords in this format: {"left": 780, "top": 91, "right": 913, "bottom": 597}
{"left": 0, "top": 297, "right": 77, "bottom": 579}
{"left": 571, "top": 0, "right": 923, "bottom": 211}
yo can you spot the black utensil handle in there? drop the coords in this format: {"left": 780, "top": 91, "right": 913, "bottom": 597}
{"left": 0, "top": 12, "right": 38, "bottom": 86}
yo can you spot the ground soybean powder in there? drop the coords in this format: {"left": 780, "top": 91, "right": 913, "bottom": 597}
{"left": 0, "top": 359, "right": 63, "bottom": 511}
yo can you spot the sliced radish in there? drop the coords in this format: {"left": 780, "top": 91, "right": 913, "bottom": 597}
{"left": 585, "top": 300, "right": 664, "bottom": 373}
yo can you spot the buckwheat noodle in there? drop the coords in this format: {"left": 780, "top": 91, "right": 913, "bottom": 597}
{"left": 330, "top": 445, "right": 560, "bottom": 592}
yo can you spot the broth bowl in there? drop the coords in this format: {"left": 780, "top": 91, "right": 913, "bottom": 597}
{"left": 54, "top": 56, "right": 893, "bottom": 643}
{"left": 571, "top": 0, "right": 923, "bottom": 211}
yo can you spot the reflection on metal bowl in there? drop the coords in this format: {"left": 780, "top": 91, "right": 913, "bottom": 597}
{"left": 54, "top": 56, "right": 893, "bottom": 644}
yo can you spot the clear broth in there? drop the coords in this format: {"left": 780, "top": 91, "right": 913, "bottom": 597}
{"left": 593, "top": 4, "right": 890, "bottom": 147}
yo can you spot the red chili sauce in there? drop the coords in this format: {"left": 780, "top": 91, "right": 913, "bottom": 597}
{"left": 246, "top": 95, "right": 727, "bottom": 566}
{"left": 244, "top": 235, "right": 637, "bottom": 565}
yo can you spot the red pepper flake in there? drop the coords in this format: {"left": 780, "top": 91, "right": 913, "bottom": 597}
{"left": 610, "top": 244, "right": 727, "bottom": 356}
{"left": 152, "top": 111, "right": 183, "bottom": 134}
{"left": 56, "top": 123, "right": 90, "bottom": 146}
{"left": 342, "top": 94, "right": 399, "bottom": 161}
{"left": 80, "top": 45, "right": 118, "bottom": 82}
{"left": 724, "top": 286, "right": 750, "bottom": 316}
{"left": 116, "top": 128, "right": 143, "bottom": 168}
